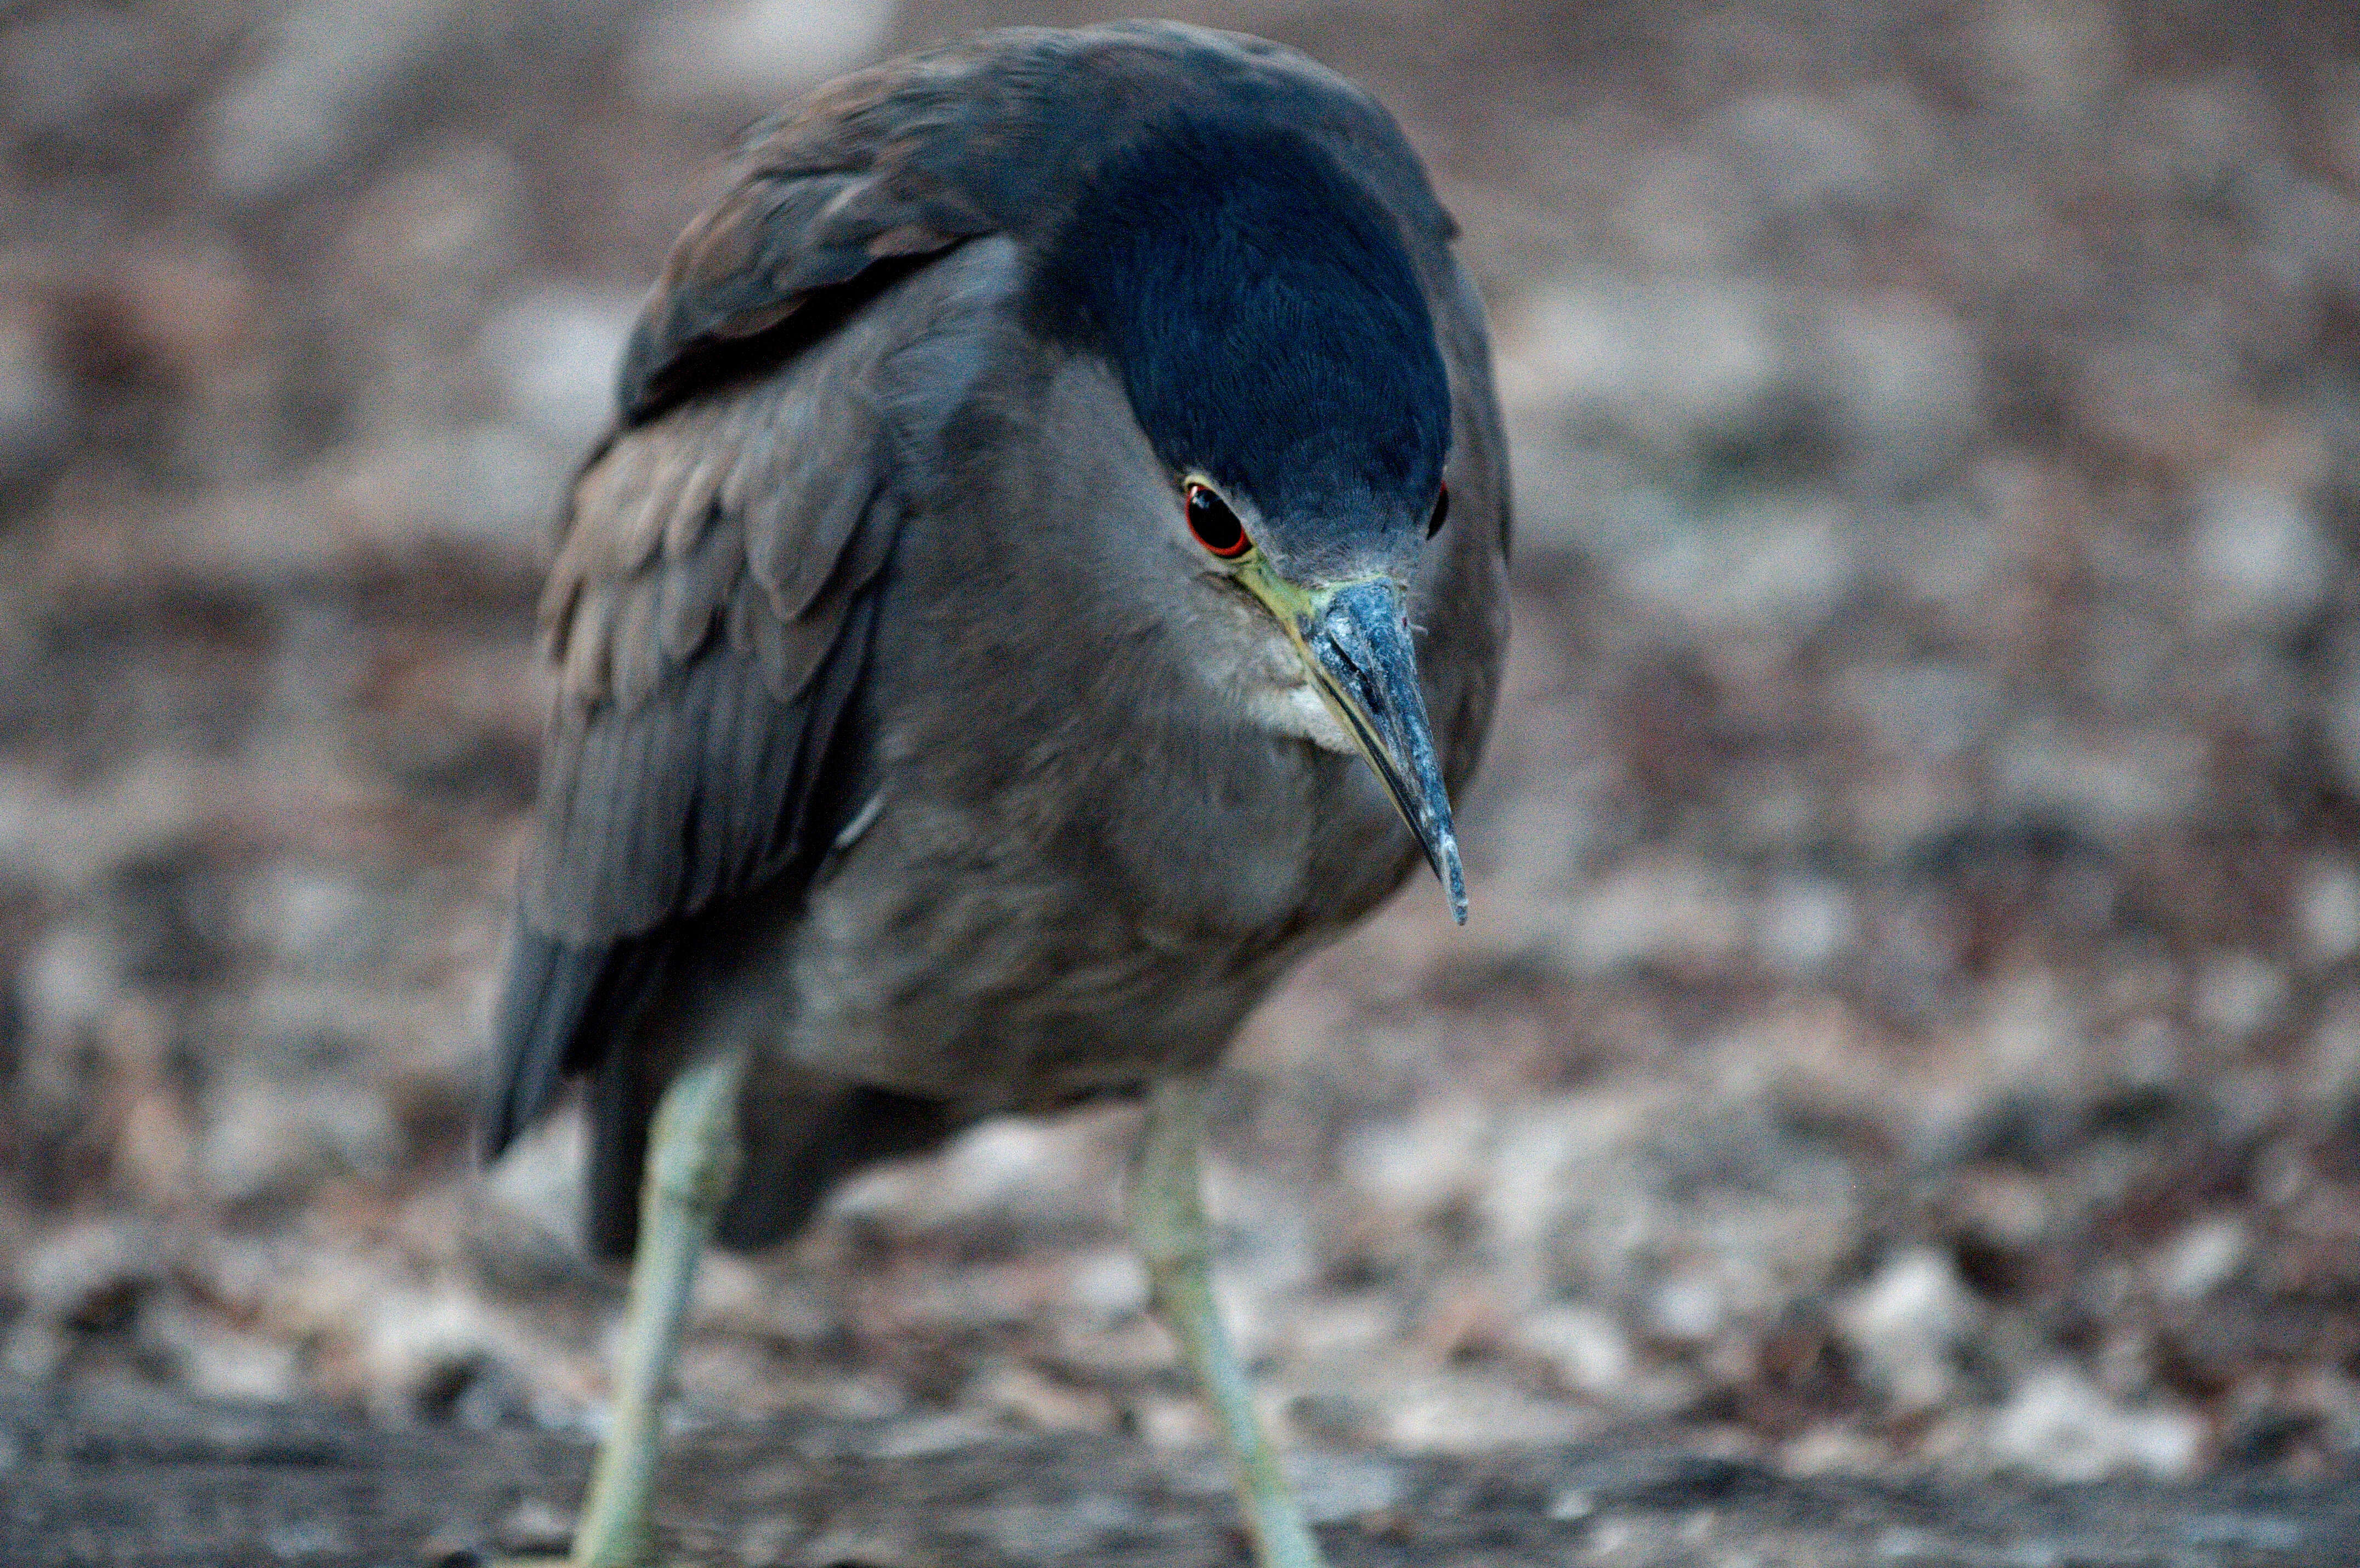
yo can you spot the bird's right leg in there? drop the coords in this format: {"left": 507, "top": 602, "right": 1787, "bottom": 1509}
{"left": 1129, "top": 1073, "right": 1328, "bottom": 1568}
{"left": 563, "top": 1045, "right": 748, "bottom": 1568}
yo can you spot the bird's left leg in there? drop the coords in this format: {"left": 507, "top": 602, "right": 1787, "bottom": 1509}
{"left": 1129, "top": 1073, "right": 1328, "bottom": 1568}
{"left": 563, "top": 1045, "right": 749, "bottom": 1568}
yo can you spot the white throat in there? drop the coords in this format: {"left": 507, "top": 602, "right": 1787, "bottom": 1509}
{"left": 1214, "top": 611, "right": 1356, "bottom": 753}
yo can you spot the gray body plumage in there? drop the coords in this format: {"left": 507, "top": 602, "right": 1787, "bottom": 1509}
{"left": 483, "top": 21, "right": 1510, "bottom": 1259}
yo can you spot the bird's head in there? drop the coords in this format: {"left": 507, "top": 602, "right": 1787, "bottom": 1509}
{"left": 1033, "top": 109, "right": 1465, "bottom": 921}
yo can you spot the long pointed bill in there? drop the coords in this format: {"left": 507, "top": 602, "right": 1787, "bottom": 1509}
{"left": 1252, "top": 571, "right": 1467, "bottom": 924}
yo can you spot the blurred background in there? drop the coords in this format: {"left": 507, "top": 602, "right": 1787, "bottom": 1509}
{"left": 2, "top": 0, "right": 2358, "bottom": 1489}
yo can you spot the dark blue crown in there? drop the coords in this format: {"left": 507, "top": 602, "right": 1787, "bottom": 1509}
{"left": 1032, "top": 109, "right": 1451, "bottom": 567}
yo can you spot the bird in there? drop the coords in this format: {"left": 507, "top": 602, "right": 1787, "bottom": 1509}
{"left": 479, "top": 20, "right": 1508, "bottom": 1568}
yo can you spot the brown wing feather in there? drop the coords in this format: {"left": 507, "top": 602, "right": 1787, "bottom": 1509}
{"left": 484, "top": 234, "right": 1018, "bottom": 1161}
{"left": 519, "top": 275, "right": 945, "bottom": 945}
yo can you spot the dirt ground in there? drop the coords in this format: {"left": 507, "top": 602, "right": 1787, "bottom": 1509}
{"left": 4, "top": 0, "right": 2360, "bottom": 1556}
{"left": 7, "top": 1387, "right": 2360, "bottom": 1567}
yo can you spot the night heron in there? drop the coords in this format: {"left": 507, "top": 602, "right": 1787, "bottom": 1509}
{"left": 480, "top": 20, "right": 1507, "bottom": 1567}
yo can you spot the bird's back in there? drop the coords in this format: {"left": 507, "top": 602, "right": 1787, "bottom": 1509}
{"left": 481, "top": 22, "right": 1510, "bottom": 1258}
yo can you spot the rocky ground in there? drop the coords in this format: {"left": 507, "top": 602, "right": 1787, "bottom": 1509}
{"left": 3, "top": 0, "right": 2360, "bottom": 1543}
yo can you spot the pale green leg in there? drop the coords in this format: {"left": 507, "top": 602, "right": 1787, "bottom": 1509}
{"left": 566, "top": 1047, "right": 748, "bottom": 1568}
{"left": 1130, "top": 1075, "right": 1328, "bottom": 1568}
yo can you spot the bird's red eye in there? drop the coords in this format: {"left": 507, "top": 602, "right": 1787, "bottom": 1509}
{"left": 1427, "top": 482, "right": 1450, "bottom": 539}
{"left": 1185, "top": 483, "right": 1252, "bottom": 559}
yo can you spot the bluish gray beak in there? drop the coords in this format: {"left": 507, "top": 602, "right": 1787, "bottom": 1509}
{"left": 1303, "top": 578, "right": 1467, "bottom": 923}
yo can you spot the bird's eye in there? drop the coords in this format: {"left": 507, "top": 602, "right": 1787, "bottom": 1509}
{"left": 1185, "top": 482, "right": 1252, "bottom": 559}
{"left": 1427, "top": 482, "right": 1451, "bottom": 539}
